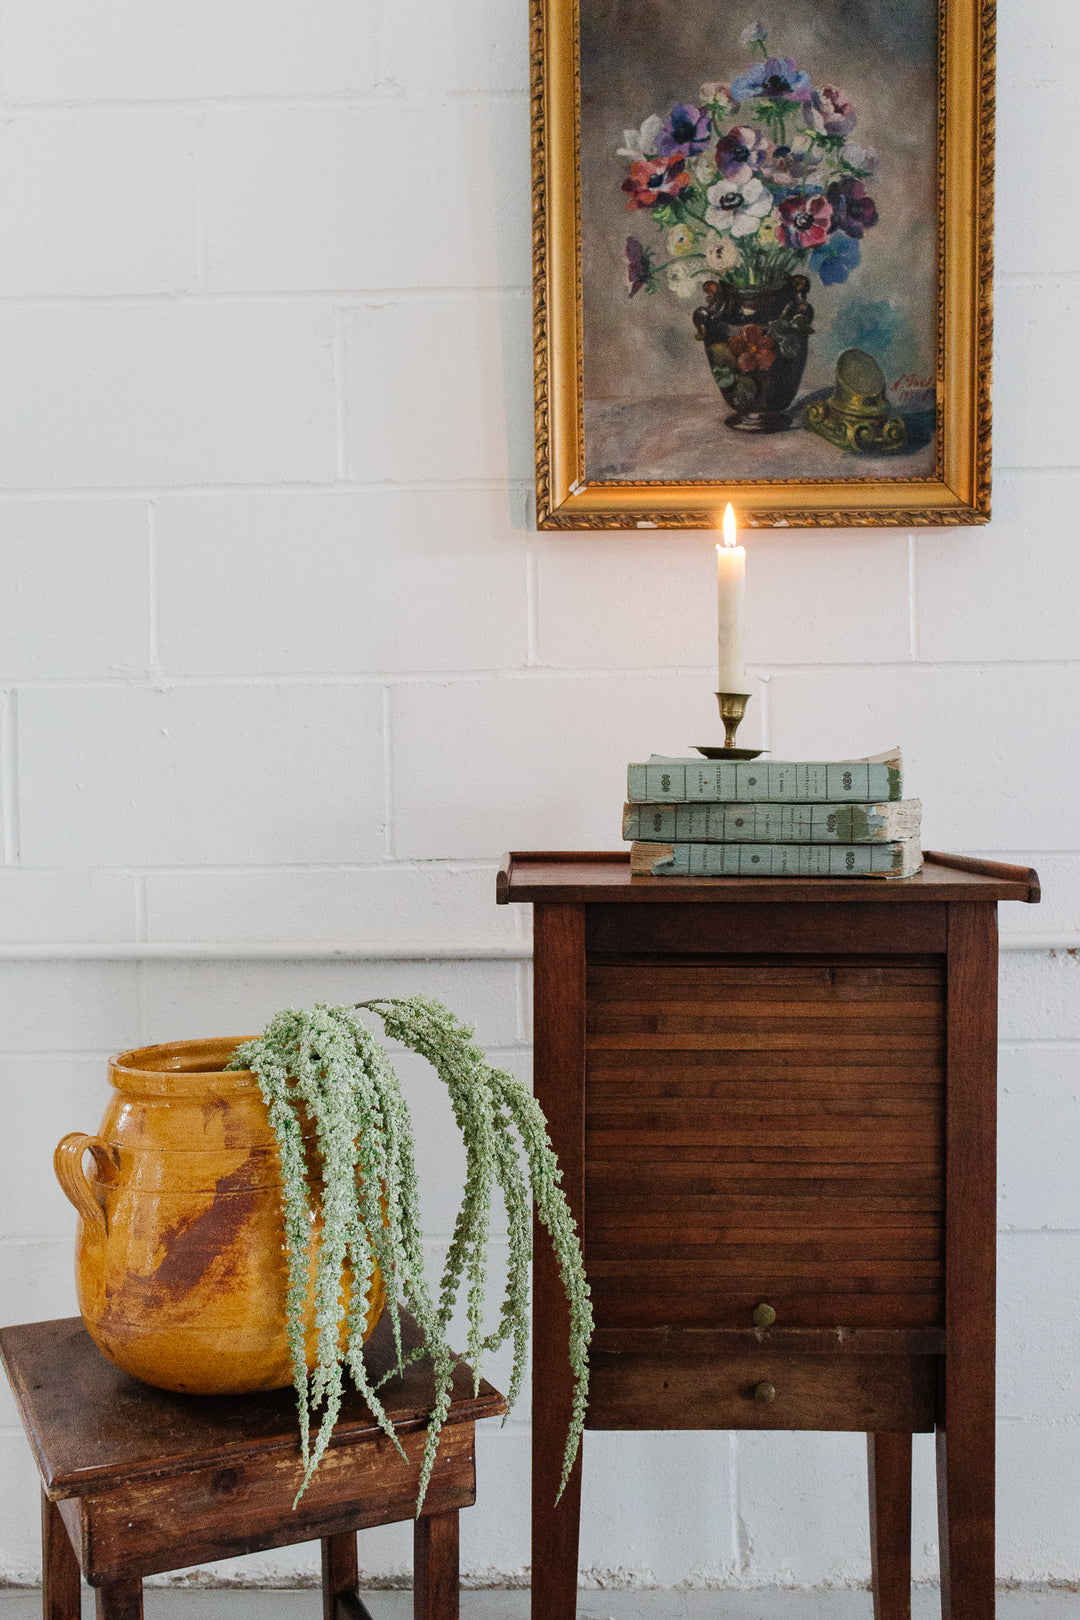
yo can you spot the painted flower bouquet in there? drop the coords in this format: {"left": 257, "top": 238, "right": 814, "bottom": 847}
{"left": 618, "top": 23, "right": 881, "bottom": 430}
{"left": 620, "top": 22, "right": 880, "bottom": 301}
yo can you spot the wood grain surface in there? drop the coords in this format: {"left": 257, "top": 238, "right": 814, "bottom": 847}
{"left": 413, "top": 1511, "right": 460, "bottom": 1620}
{"left": 587, "top": 1350, "right": 936, "bottom": 1432}
{"left": 869, "top": 1431, "right": 913, "bottom": 1620}
{"left": 938, "top": 903, "right": 999, "bottom": 1619}
{"left": 498, "top": 851, "right": 1039, "bottom": 905}
{"left": 529, "top": 903, "right": 587, "bottom": 1620}
{"left": 0, "top": 1310, "right": 503, "bottom": 1499}
{"left": 584, "top": 958, "right": 945, "bottom": 1333}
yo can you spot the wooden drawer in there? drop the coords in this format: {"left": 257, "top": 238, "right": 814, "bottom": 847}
{"left": 586, "top": 1351, "right": 937, "bottom": 1432}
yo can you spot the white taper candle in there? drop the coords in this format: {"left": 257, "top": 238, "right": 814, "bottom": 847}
{"left": 716, "top": 502, "right": 746, "bottom": 692}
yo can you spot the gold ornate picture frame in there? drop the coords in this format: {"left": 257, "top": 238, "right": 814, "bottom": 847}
{"left": 532, "top": 0, "right": 994, "bottom": 528}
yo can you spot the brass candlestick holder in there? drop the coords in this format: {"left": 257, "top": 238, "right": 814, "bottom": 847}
{"left": 695, "top": 691, "right": 764, "bottom": 760}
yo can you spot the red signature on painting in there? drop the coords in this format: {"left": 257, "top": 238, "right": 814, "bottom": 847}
{"left": 891, "top": 373, "right": 935, "bottom": 406}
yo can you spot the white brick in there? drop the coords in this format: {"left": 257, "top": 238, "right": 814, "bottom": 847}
{"left": 736, "top": 1430, "right": 942, "bottom": 1587}
{"left": 767, "top": 665, "right": 1080, "bottom": 851}
{"left": 735, "top": 1430, "right": 871, "bottom": 1586}
{"left": 0, "top": 870, "right": 136, "bottom": 944}
{"left": 536, "top": 527, "right": 910, "bottom": 672}
{"left": 0, "top": 1430, "right": 43, "bottom": 1582}
{"left": 742, "top": 1431, "right": 945, "bottom": 1588}
{"left": 999, "top": 1045, "right": 1080, "bottom": 1230}
{"left": 999, "top": 950, "right": 1080, "bottom": 1042}
{"left": 536, "top": 531, "right": 716, "bottom": 673}
{"left": 464, "top": 1425, "right": 531, "bottom": 1582}
{"left": 993, "top": 281, "right": 1080, "bottom": 470}
{"left": 2, "top": 0, "right": 377, "bottom": 102}
{"left": 400, "top": 1047, "right": 531, "bottom": 1240}
{"left": 0, "top": 502, "right": 149, "bottom": 680}
{"left": 580, "top": 1432, "right": 734, "bottom": 1586}
{"left": 343, "top": 295, "right": 534, "bottom": 484}
{"left": 382, "top": 0, "right": 529, "bottom": 95}
{"left": 0, "top": 1059, "right": 108, "bottom": 1238}
{"left": 202, "top": 102, "right": 530, "bottom": 293}
{"left": 745, "top": 529, "right": 912, "bottom": 666}
{"left": 998, "top": 1420, "right": 1080, "bottom": 1581}
{"left": 910, "top": 1431, "right": 943, "bottom": 1582}
{"left": 997, "top": 139, "right": 1080, "bottom": 278}
{"left": 998, "top": 0, "right": 1079, "bottom": 78}
{"left": 0, "top": 1239, "right": 79, "bottom": 1328}
{"left": 999, "top": 1235, "right": 1080, "bottom": 1419}
{"left": 0, "top": 305, "right": 336, "bottom": 491}
{"left": 997, "top": 0, "right": 1080, "bottom": 275}
{"left": 419, "top": 1238, "right": 529, "bottom": 1411}
{"left": 996, "top": 855, "right": 1080, "bottom": 939}
{"left": 0, "top": 111, "right": 196, "bottom": 297}
{"left": 390, "top": 674, "right": 731, "bottom": 860}
{"left": 138, "top": 959, "right": 522, "bottom": 1050}
{"left": 162, "top": 1545, "right": 323, "bottom": 1587}
{"left": 0, "top": 962, "right": 138, "bottom": 1051}
{"left": 1, "top": 696, "right": 12, "bottom": 861}
{"left": 144, "top": 865, "right": 515, "bottom": 945}
{"left": 155, "top": 490, "right": 529, "bottom": 676}
{"left": 17, "top": 685, "right": 384, "bottom": 866}
{"left": 916, "top": 475, "right": 1080, "bottom": 660}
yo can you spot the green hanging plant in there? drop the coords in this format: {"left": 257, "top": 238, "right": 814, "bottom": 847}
{"left": 226, "top": 995, "right": 592, "bottom": 1510}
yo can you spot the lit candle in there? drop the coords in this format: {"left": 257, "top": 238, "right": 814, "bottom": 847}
{"left": 716, "top": 502, "right": 746, "bottom": 693}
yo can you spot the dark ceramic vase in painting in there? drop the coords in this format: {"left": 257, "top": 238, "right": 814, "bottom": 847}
{"left": 692, "top": 275, "right": 814, "bottom": 433}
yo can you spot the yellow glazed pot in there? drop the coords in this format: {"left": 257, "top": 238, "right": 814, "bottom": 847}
{"left": 54, "top": 1038, "right": 386, "bottom": 1395}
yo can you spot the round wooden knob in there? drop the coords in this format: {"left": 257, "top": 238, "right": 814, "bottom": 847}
{"left": 752, "top": 1303, "right": 777, "bottom": 1328}
{"left": 753, "top": 1381, "right": 777, "bottom": 1404}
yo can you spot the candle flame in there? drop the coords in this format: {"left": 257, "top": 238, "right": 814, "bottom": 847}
{"left": 722, "top": 502, "right": 737, "bottom": 548}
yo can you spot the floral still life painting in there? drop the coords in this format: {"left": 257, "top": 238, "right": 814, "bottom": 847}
{"left": 619, "top": 24, "right": 890, "bottom": 437}
{"left": 532, "top": 0, "right": 994, "bottom": 527}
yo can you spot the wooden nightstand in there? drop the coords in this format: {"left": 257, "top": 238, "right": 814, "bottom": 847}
{"left": 497, "top": 850, "right": 1040, "bottom": 1619}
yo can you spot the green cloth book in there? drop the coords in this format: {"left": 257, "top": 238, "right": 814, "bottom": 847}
{"left": 626, "top": 748, "right": 902, "bottom": 805}
{"left": 623, "top": 799, "right": 921, "bottom": 845}
{"left": 630, "top": 838, "right": 923, "bottom": 879}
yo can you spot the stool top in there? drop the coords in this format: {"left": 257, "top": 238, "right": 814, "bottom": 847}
{"left": 0, "top": 1311, "right": 506, "bottom": 1499}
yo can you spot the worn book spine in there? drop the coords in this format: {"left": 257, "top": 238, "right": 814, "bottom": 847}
{"left": 630, "top": 839, "right": 923, "bottom": 878}
{"left": 626, "top": 749, "right": 902, "bottom": 805}
{"left": 623, "top": 799, "right": 921, "bottom": 844}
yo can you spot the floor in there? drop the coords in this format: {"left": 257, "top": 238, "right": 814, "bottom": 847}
{"left": 3, "top": 1588, "right": 1079, "bottom": 1619}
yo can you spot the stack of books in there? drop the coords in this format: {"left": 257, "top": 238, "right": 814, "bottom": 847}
{"left": 624, "top": 747, "right": 923, "bottom": 878}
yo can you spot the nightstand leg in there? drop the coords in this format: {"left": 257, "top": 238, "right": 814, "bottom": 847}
{"left": 41, "top": 1491, "right": 80, "bottom": 1620}
{"left": 532, "top": 1422, "right": 582, "bottom": 1620}
{"left": 868, "top": 1433, "right": 912, "bottom": 1620}
{"left": 936, "top": 1416, "right": 994, "bottom": 1620}
{"left": 938, "top": 903, "right": 997, "bottom": 1620}
{"left": 530, "top": 903, "right": 586, "bottom": 1620}
{"left": 413, "top": 1510, "right": 459, "bottom": 1620}
{"left": 93, "top": 1579, "right": 142, "bottom": 1620}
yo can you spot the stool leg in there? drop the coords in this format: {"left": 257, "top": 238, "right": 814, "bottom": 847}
{"left": 868, "top": 1433, "right": 912, "bottom": 1620}
{"left": 41, "top": 1491, "right": 80, "bottom": 1620}
{"left": 413, "top": 1511, "right": 459, "bottom": 1620}
{"left": 322, "top": 1531, "right": 359, "bottom": 1620}
{"left": 94, "top": 1579, "right": 142, "bottom": 1620}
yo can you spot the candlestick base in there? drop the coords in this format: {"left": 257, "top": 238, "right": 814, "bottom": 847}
{"left": 693, "top": 691, "right": 764, "bottom": 760}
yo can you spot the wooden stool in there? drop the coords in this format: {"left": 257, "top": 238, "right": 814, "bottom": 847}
{"left": 1, "top": 1311, "right": 506, "bottom": 1620}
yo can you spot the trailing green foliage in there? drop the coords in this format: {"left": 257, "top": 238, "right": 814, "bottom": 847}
{"left": 227, "top": 996, "right": 592, "bottom": 1510}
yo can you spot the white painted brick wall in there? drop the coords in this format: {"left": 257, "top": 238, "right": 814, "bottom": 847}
{"left": 0, "top": 0, "right": 1076, "bottom": 1593}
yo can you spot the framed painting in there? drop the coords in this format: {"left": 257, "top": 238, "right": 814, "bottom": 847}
{"left": 532, "top": 0, "right": 994, "bottom": 528}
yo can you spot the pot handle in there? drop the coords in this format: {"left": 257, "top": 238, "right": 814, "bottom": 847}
{"left": 54, "top": 1133, "right": 118, "bottom": 1233}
